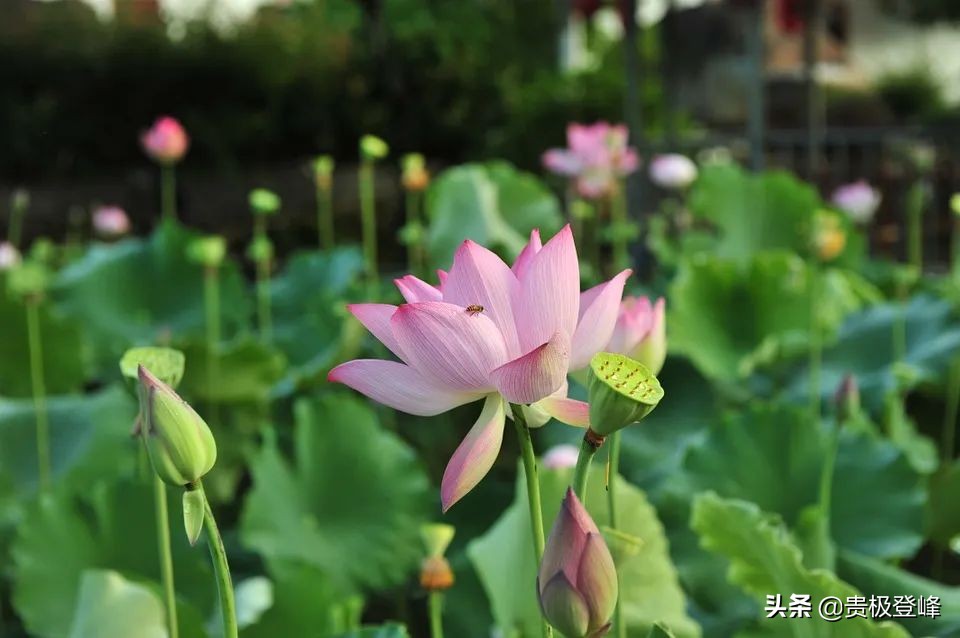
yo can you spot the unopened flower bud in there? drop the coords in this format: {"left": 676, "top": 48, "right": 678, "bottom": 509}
{"left": 249, "top": 188, "right": 281, "bottom": 216}
{"left": 141, "top": 116, "right": 189, "bottom": 165}
{"left": 649, "top": 154, "right": 698, "bottom": 190}
{"left": 92, "top": 205, "right": 131, "bottom": 239}
{"left": 247, "top": 235, "right": 274, "bottom": 264}
{"left": 835, "top": 374, "right": 860, "bottom": 421}
{"left": 7, "top": 261, "right": 50, "bottom": 300}
{"left": 587, "top": 353, "right": 663, "bottom": 436}
{"left": 136, "top": 365, "right": 217, "bottom": 487}
{"left": 812, "top": 210, "right": 846, "bottom": 262}
{"left": 402, "top": 153, "right": 430, "bottom": 191}
{"left": 313, "top": 155, "right": 335, "bottom": 190}
{"left": 538, "top": 488, "right": 617, "bottom": 638}
{"left": 187, "top": 235, "right": 227, "bottom": 268}
{"left": 360, "top": 134, "right": 389, "bottom": 161}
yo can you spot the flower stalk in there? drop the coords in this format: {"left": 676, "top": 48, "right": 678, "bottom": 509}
{"left": 313, "top": 155, "right": 336, "bottom": 250}
{"left": 154, "top": 474, "right": 179, "bottom": 638}
{"left": 199, "top": 481, "right": 238, "bottom": 638}
{"left": 161, "top": 164, "right": 177, "bottom": 222}
{"left": 606, "top": 431, "right": 625, "bottom": 638}
{"left": 25, "top": 297, "right": 50, "bottom": 491}
{"left": 571, "top": 429, "right": 605, "bottom": 503}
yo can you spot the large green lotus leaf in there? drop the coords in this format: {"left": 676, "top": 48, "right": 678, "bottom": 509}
{"left": 270, "top": 248, "right": 365, "bottom": 384}
{"left": 683, "top": 404, "right": 925, "bottom": 560}
{"left": 178, "top": 336, "right": 287, "bottom": 404}
{"left": 0, "top": 278, "right": 88, "bottom": 397}
{"left": 67, "top": 569, "right": 167, "bottom": 638}
{"left": 838, "top": 550, "right": 960, "bottom": 638}
{"left": 0, "top": 385, "right": 137, "bottom": 497}
{"left": 670, "top": 252, "right": 864, "bottom": 383}
{"left": 425, "top": 162, "right": 562, "bottom": 268}
{"left": 928, "top": 460, "right": 960, "bottom": 546}
{"left": 11, "top": 479, "right": 212, "bottom": 637}
{"left": 691, "top": 493, "right": 910, "bottom": 638}
{"left": 784, "top": 294, "right": 960, "bottom": 410}
{"left": 53, "top": 220, "right": 251, "bottom": 373}
{"left": 467, "top": 464, "right": 700, "bottom": 638}
{"left": 240, "top": 393, "right": 431, "bottom": 591}
{"left": 242, "top": 560, "right": 363, "bottom": 638}
{"left": 330, "top": 625, "right": 410, "bottom": 638}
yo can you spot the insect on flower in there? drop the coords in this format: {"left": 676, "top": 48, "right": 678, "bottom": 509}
{"left": 465, "top": 304, "right": 484, "bottom": 316}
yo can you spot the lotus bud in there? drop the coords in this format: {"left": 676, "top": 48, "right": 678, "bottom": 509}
{"left": 247, "top": 235, "right": 274, "bottom": 264}
{"left": 607, "top": 296, "right": 666, "bottom": 375}
{"left": 360, "top": 134, "right": 389, "bottom": 161}
{"left": 951, "top": 194, "right": 960, "bottom": 217}
{"left": 420, "top": 523, "right": 455, "bottom": 591}
{"left": 249, "top": 188, "right": 281, "bottom": 216}
{"left": 136, "top": 365, "right": 217, "bottom": 487}
{"left": 312, "top": 155, "right": 335, "bottom": 191}
{"left": 7, "top": 261, "right": 50, "bottom": 301}
{"left": 401, "top": 153, "right": 430, "bottom": 191}
{"left": 649, "top": 154, "right": 698, "bottom": 190}
{"left": 543, "top": 444, "right": 580, "bottom": 470}
{"left": 538, "top": 488, "right": 618, "bottom": 638}
{"left": 834, "top": 374, "right": 860, "bottom": 422}
{"left": 92, "top": 205, "right": 131, "bottom": 239}
{"left": 187, "top": 235, "right": 227, "bottom": 269}
{"left": 141, "top": 116, "right": 189, "bottom": 165}
{"left": 587, "top": 353, "right": 663, "bottom": 436}
{"left": 0, "top": 242, "right": 21, "bottom": 271}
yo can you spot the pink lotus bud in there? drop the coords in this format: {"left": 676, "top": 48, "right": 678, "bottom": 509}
{"left": 538, "top": 488, "right": 618, "bottom": 638}
{"left": 92, "top": 205, "right": 131, "bottom": 239}
{"left": 543, "top": 444, "right": 580, "bottom": 470}
{"left": 606, "top": 296, "right": 666, "bottom": 374}
{"left": 649, "top": 154, "right": 698, "bottom": 190}
{"left": 0, "top": 242, "right": 21, "bottom": 271}
{"left": 831, "top": 180, "right": 881, "bottom": 225}
{"left": 141, "top": 116, "right": 189, "bottom": 165}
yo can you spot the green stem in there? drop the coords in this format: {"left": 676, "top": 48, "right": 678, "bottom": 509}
{"left": 943, "top": 358, "right": 960, "bottom": 465}
{"left": 25, "top": 299, "right": 50, "bottom": 491}
{"left": 203, "top": 266, "right": 222, "bottom": 428}
{"left": 510, "top": 405, "right": 553, "bottom": 638}
{"left": 571, "top": 431, "right": 603, "bottom": 503}
{"left": 161, "top": 165, "right": 177, "bottom": 222}
{"left": 318, "top": 183, "right": 335, "bottom": 251}
{"left": 607, "top": 431, "right": 625, "bottom": 638}
{"left": 893, "top": 290, "right": 907, "bottom": 365}
{"left": 428, "top": 591, "right": 444, "bottom": 638}
{"left": 153, "top": 475, "right": 179, "bottom": 638}
{"left": 359, "top": 161, "right": 379, "bottom": 297}
{"left": 8, "top": 202, "right": 25, "bottom": 248}
{"left": 809, "top": 260, "right": 822, "bottom": 420}
{"left": 907, "top": 184, "right": 924, "bottom": 272}
{"left": 406, "top": 190, "right": 424, "bottom": 278}
{"left": 610, "top": 184, "right": 630, "bottom": 274}
{"left": 256, "top": 258, "right": 271, "bottom": 343}
{"left": 199, "top": 481, "right": 238, "bottom": 638}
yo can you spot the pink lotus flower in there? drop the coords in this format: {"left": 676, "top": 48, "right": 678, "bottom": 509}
{"left": 0, "top": 242, "right": 20, "bottom": 271}
{"left": 543, "top": 444, "right": 581, "bottom": 470}
{"left": 543, "top": 123, "right": 640, "bottom": 199}
{"left": 329, "top": 226, "right": 630, "bottom": 511}
{"left": 92, "top": 205, "right": 131, "bottom": 239}
{"left": 649, "top": 154, "right": 698, "bottom": 190}
{"left": 141, "top": 116, "right": 189, "bottom": 165}
{"left": 538, "top": 488, "right": 617, "bottom": 638}
{"left": 831, "top": 180, "right": 881, "bottom": 225}
{"left": 606, "top": 296, "right": 666, "bottom": 374}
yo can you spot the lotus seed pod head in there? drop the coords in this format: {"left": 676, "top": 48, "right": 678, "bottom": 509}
{"left": 7, "top": 261, "right": 50, "bottom": 300}
{"left": 360, "top": 134, "right": 389, "bottom": 161}
{"left": 835, "top": 374, "right": 860, "bottom": 421}
{"left": 312, "top": 155, "right": 335, "bottom": 177}
{"left": 120, "top": 347, "right": 186, "bottom": 393}
{"left": 951, "top": 194, "right": 960, "bottom": 217}
{"left": 0, "top": 242, "right": 22, "bottom": 271}
{"left": 187, "top": 235, "right": 227, "bottom": 268}
{"left": 538, "top": 489, "right": 617, "bottom": 638}
{"left": 247, "top": 235, "right": 274, "bottom": 263}
{"left": 141, "top": 116, "right": 189, "bottom": 165}
{"left": 543, "top": 444, "right": 581, "bottom": 470}
{"left": 249, "top": 188, "right": 281, "bottom": 216}
{"left": 137, "top": 365, "right": 217, "bottom": 487}
{"left": 420, "top": 555, "right": 455, "bottom": 591}
{"left": 420, "top": 523, "right": 456, "bottom": 558}
{"left": 402, "top": 153, "right": 430, "bottom": 191}
{"left": 587, "top": 353, "right": 663, "bottom": 436}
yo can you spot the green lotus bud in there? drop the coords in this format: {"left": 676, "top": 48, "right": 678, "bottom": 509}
{"left": 246, "top": 235, "right": 274, "bottom": 263}
{"left": 249, "top": 188, "right": 281, "bottom": 216}
{"left": 538, "top": 488, "right": 617, "bottom": 638}
{"left": 401, "top": 153, "right": 429, "bottom": 191}
{"left": 360, "top": 134, "right": 389, "bottom": 161}
{"left": 137, "top": 365, "right": 217, "bottom": 487}
{"left": 187, "top": 235, "right": 227, "bottom": 268}
{"left": 587, "top": 352, "right": 663, "bottom": 436}
{"left": 312, "top": 155, "right": 335, "bottom": 190}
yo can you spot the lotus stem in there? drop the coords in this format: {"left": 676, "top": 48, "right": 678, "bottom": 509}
{"left": 428, "top": 591, "right": 444, "bottom": 638}
{"left": 607, "top": 430, "right": 626, "bottom": 638}
{"left": 808, "top": 260, "right": 822, "bottom": 420}
{"left": 510, "top": 405, "right": 553, "bottom": 638}
{"left": 203, "top": 265, "right": 222, "bottom": 427}
{"left": 161, "top": 164, "right": 177, "bottom": 222}
{"left": 199, "top": 481, "right": 238, "bottom": 638}
{"left": 572, "top": 429, "right": 604, "bottom": 503}
{"left": 406, "top": 190, "right": 425, "bottom": 278}
{"left": 318, "top": 181, "right": 335, "bottom": 251}
{"left": 942, "top": 358, "right": 960, "bottom": 465}
{"left": 610, "top": 183, "right": 630, "bottom": 274}
{"left": 153, "top": 475, "right": 179, "bottom": 638}
{"left": 25, "top": 298, "right": 50, "bottom": 491}
{"left": 359, "top": 161, "right": 379, "bottom": 297}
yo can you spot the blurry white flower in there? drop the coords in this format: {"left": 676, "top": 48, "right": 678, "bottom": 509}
{"left": 832, "top": 181, "right": 881, "bottom": 225}
{"left": 0, "top": 242, "right": 21, "bottom": 271}
{"left": 650, "top": 154, "right": 698, "bottom": 190}
{"left": 93, "top": 205, "right": 131, "bottom": 239}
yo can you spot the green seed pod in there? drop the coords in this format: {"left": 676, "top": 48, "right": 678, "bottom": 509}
{"left": 248, "top": 188, "right": 281, "bottom": 216}
{"left": 246, "top": 235, "right": 274, "bottom": 263}
{"left": 137, "top": 365, "right": 217, "bottom": 487}
{"left": 360, "top": 134, "right": 389, "bottom": 161}
{"left": 587, "top": 352, "right": 663, "bottom": 436}
{"left": 187, "top": 235, "right": 227, "bottom": 268}
{"left": 120, "top": 347, "right": 185, "bottom": 391}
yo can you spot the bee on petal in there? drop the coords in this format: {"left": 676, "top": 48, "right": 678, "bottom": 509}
{"left": 465, "top": 304, "right": 484, "bottom": 316}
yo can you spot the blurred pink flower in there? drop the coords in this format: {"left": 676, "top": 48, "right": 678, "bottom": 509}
{"left": 141, "top": 116, "right": 189, "bottom": 165}
{"left": 538, "top": 488, "right": 617, "bottom": 638}
{"left": 329, "top": 226, "right": 630, "bottom": 511}
{"left": 543, "top": 122, "right": 639, "bottom": 199}
{"left": 92, "top": 205, "right": 131, "bottom": 239}
{"left": 0, "top": 242, "right": 20, "bottom": 271}
{"left": 831, "top": 180, "right": 881, "bottom": 225}
{"left": 649, "top": 154, "right": 698, "bottom": 190}
{"left": 543, "top": 444, "right": 580, "bottom": 470}
{"left": 606, "top": 296, "right": 666, "bottom": 374}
